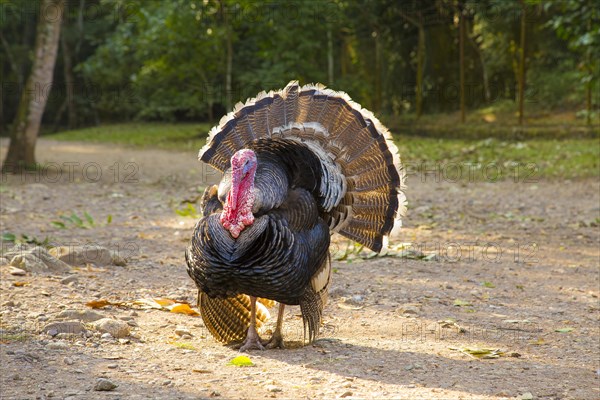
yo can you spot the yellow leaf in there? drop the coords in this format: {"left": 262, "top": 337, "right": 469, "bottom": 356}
{"left": 528, "top": 338, "right": 546, "bottom": 346}
{"left": 228, "top": 355, "right": 254, "bottom": 366}
{"left": 154, "top": 298, "right": 177, "bottom": 306}
{"left": 86, "top": 299, "right": 112, "bottom": 308}
{"left": 169, "top": 303, "right": 199, "bottom": 316}
{"left": 133, "top": 298, "right": 164, "bottom": 309}
{"left": 450, "top": 346, "right": 504, "bottom": 359}
{"left": 13, "top": 281, "right": 30, "bottom": 287}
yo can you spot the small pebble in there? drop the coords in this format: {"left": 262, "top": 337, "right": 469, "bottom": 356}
{"left": 162, "top": 379, "right": 172, "bottom": 386}
{"left": 63, "top": 357, "right": 75, "bottom": 365}
{"left": 9, "top": 266, "right": 26, "bottom": 276}
{"left": 60, "top": 275, "right": 78, "bottom": 285}
{"left": 94, "top": 378, "right": 118, "bottom": 391}
{"left": 338, "top": 391, "right": 353, "bottom": 398}
{"left": 107, "top": 364, "right": 118, "bottom": 369}
{"left": 101, "top": 333, "right": 114, "bottom": 340}
{"left": 265, "top": 385, "right": 282, "bottom": 393}
{"left": 47, "top": 341, "right": 69, "bottom": 350}
{"left": 175, "top": 327, "right": 192, "bottom": 337}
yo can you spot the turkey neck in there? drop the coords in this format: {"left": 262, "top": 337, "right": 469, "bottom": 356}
{"left": 221, "top": 163, "right": 256, "bottom": 237}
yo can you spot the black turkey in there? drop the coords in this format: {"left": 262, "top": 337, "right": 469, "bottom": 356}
{"left": 186, "top": 81, "right": 406, "bottom": 350}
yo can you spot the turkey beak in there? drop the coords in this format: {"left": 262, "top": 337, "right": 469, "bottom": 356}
{"left": 241, "top": 162, "right": 250, "bottom": 179}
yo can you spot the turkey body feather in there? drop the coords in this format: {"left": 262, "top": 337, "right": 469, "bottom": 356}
{"left": 186, "top": 81, "right": 406, "bottom": 349}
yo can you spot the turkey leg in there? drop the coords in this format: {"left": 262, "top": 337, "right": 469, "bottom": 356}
{"left": 264, "top": 303, "right": 285, "bottom": 349}
{"left": 238, "top": 296, "right": 265, "bottom": 351}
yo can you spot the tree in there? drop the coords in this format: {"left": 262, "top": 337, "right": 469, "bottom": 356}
{"left": 517, "top": 0, "right": 527, "bottom": 126}
{"left": 549, "top": 0, "right": 599, "bottom": 125}
{"left": 398, "top": 9, "right": 426, "bottom": 118}
{"left": 458, "top": 1, "right": 466, "bottom": 123}
{"left": 2, "top": 0, "right": 65, "bottom": 171}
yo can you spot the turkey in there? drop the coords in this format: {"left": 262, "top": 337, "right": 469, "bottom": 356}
{"left": 186, "top": 81, "right": 406, "bottom": 350}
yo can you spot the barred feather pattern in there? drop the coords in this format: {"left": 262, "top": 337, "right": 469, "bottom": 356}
{"left": 198, "top": 292, "right": 272, "bottom": 343}
{"left": 187, "top": 81, "right": 406, "bottom": 346}
{"left": 199, "top": 81, "right": 406, "bottom": 252}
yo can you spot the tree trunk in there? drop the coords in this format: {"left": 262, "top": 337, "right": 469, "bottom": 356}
{"left": 220, "top": 0, "right": 233, "bottom": 112}
{"left": 585, "top": 4, "right": 592, "bottom": 126}
{"left": 399, "top": 11, "right": 425, "bottom": 118}
{"left": 416, "top": 24, "right": 425, "bottom": 118}
{"left": 225, "top": 30, "right": 233, "bottom": 111}
{"left": 374, "top": 30, "right": 381, "bottom": 112}
{"left": 467, "top": 33, "right": 491, "bottom": 102}
{"left": 459, "top": 6, "right": 466, "bottom": 123}
{"left": 327, "top": 29, "right": 334, "bottom": 86}
{"left": 518, "top": 1, "right": 526, "bottom": 126}
{"left": 2, "top": 0, "right": 65, "bottom": 172}
{"left": 61, "top": 3, "right": 77, "bottom": 129}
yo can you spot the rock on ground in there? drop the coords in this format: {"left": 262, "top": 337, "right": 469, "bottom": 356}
{"left": 94, "top": 378, "right": 118, "bottom": 391}
{"left": 93, "top": 318, "right": 130, "bottom": 338}
{"left": 49, "top": 245, "right": 113, "bottom": 266}
{"left": 4, "top": 245, "right": 71, "bottom": 274}
{"left": 42, "top": 321, "right": 87, "bottom": 336}
{"left": 56, "top": 309, "right": 105, "bottom": 322}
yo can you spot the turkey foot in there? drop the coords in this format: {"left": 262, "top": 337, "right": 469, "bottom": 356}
{"left": 262, "top": 303, "right": 286, "bottom": 349}
{"left": 237, "top": 324, "right": 265, "bottom": 352}
{"left": 237, "top": 296, "right": 265, "bottom": 352}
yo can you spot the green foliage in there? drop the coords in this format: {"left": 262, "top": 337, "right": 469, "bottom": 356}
{"left": 1, "top": 232, "right": 52, "bottom": 247}
{"left": 51, "top": 212, "right": 97, "bottom": 229}
{"left": 175, "top": 203, "right": 199, "bottom": 219}
{"left": 2, "top": 0, "right": 597, "bottom": 129}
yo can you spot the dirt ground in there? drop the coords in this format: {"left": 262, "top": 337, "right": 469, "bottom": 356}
{"left": 1, "top": 139, "right": 599, "bottom": 400}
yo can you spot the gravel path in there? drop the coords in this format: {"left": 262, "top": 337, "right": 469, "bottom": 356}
{"left": 1, "top": 139, "right": 599, "bottom": 399}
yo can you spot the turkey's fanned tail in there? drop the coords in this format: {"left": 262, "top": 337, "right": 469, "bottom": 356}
{"left": 199, "top": 81, "right": 406, "bottom": 253}
{"left": 198, "top": 292, "right": 272, "bottom": 343}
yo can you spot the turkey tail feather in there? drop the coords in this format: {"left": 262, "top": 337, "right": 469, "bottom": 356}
{"left": 199, "top": 81, "right": 406, "bottom": 252}
{"left": 300, "top": 253, "right": 331, "bottom": 343}
{"left": 198, "top": 292, "right": 271, "bottom": 343}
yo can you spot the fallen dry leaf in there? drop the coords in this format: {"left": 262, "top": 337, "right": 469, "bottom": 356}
{"left": 168, "top": 303, "right": 200, "bottom": 316}
{"left": 450, "top": 346, "right": 504, "bottom": 359}
{"left": 86, "top": 299, "right": 114, "bottom": 308}
{"left": 192, "top": 369, "right": 213, "bottom": 374}
{"left": 13, "top": 281, "right": 30, "bottom": 287}
{"left": 154, "top": 298, "right": 177, "bottom": 307}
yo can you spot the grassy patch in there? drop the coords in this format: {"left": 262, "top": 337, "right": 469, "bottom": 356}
{"left": 47, "top": 123, "right": 212, "bottom": 151}
{"left": 171, "top": 341, "right": 197, "bottom": 351}
{"left": 48, "top": 122, "right": 599, "bottom": 180}
{"left": 397, "top": 137, "right": 599, "bottom": 180}
{"left": 2, "top": 333, "right": 31, "bottom": 342}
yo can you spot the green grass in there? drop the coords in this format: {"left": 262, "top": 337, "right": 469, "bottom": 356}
{"left": 47, "top": 123, "right": 212, "bottom": 151}
{"left": 47, "top": 122, "right": 599, "bottom": 180}
{"left": 397, "top": 137, "right": 599, "bottom": 180}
